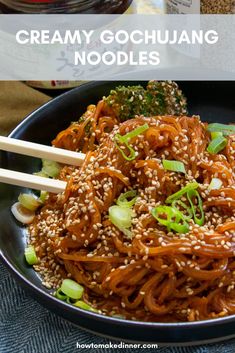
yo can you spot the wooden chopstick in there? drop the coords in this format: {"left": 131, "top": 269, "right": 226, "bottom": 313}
{"left": 0, "top": 136, "right": 86, "bottom": 193}
{"left": 0, "top": 136, "right": 85, "bottom": 166}
{"left": 0, "top": 168, "right": 66, "bottom": 193}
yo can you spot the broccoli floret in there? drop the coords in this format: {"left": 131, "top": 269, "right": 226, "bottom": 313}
{"left": 104, "top": 85, "right": 147, "bottom": 122}
{"left": 104, "top": 81, "right": 187, "bottom": 121}
{"left": 146, "top": 81, "right": 187, "bottom": 116}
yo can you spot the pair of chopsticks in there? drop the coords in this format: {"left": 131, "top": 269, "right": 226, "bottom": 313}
{"left": 0, "top": 136, "right": 86, "bottom": 193}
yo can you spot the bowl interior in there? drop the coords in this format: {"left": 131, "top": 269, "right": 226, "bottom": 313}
{"left": 1, "top": 81, "right": 235, "bottom": 343}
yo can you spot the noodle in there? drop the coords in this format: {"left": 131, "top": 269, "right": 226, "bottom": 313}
{"left": 29, "top": 97, "right": 235, "bottom": 323}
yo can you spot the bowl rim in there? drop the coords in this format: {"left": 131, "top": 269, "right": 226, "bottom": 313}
{"left": 1, "top": 80, "right": 235, "bottom": 330}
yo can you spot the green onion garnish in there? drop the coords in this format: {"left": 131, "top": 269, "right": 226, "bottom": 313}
{"left": 159, "top": 183, "right": 205, "bottom": 230}
{"left": 66, "top": 297, "right": 78, "bottom": 305}
{"left": 74, "top": 300, "right": 98, "bottom": 312}
{"left": 117, "top": 123, "right": 149, "bottom": 143}
{"left": 166, "top": 182, "right": 199, "bottom": 204}
{"left": 115, "top": 124, "right": 149, "bottom": 161}
{"left": 18, "top": 193, "right": 42, "bottom": 212}
{"left": 42, "top": 159, "right": 61, "bottom": 178}
{"left": 152, "top": 206, "right": 173, "bottom": 230}
{"left": 207, "top": 123, "right": 235, "bottom": 136}
{"left": 60, "top": 279, "right": 84, "bottom": 300}
{"left": 115, "top": 142, "right": 137, "bottom": 161}
{"left": 211, "top": 131, "right": 223, "bottom": 140}
{"left": 207, "top": 136, "right": 227, "bottom": 154}
{"left": 208, "top": 178, "right": 223, "bottom": 191}
{"left": 55, "top": 289, "right": 67, "bottom": 301}
{"left": 11, "top": 202, "right": 35, "bottom": 224}
{"left": 187, "top": 189, "right": 205, "bottom": 226}
{"left": 117, "top": 190, "right": 137, "bottom": 208}
{"left": 162, "top": 160, "right": 186, "bottom": 174}
{"left": 40, "top": 190, "right": 48, "bottom": 203}
{"left": 151, "top": 206, "right": 189, "bottom": 234}
{"left": 33, "top": 171, "right": 48, "bottom": 178}
{"left": 25, "top": 246, "right": 38, "bottom": 265}
{"left": 109, "top": 205, "right": 133, "bottom": 232}
{"left": 172, "top": 200, "right": 193, "bottom": 221}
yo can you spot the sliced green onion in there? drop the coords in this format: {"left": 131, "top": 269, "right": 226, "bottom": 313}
{"left": 33, "top": 171, "right": 49, "bottom": 178}
{"left": 163, "top": 160, "right": 186, "bottom": 174}
{"left": 109, "top": 205, "right": 133, "bottom": 230}
{"left": 171, "top": 221, "right": 189, "bottom": 234}
{"left": 187, "top": 189, "right": 205, "bottom": 226}
{"left": 120, "top": 227, "right": 132, "bottom": 239}
{"left": 152, "top": 205, "right": 175, "bottom": 231}
{"left": 11, "top": 202, "right": 35, "bottom": 224}
{"left": 40, "top": 190, "right": 48, "bottom": 203}
{"left": 55, "top": 289, "right": 67, "bottom": 301}
{"left": 209, "top": 178, "right": 223, "bottom": 191}
{"left": 115, "top": 141, "right": 137, "bottom": 161}
{"left": 163, "top": 183, "right": 205, "bottom": 228}
{"left": 166, "top": 182, "right": 199, "bottom": 204}
{"left": 25, "top": 245, "right": 38, "bottom": 265}
{"left": 207, "top": 136, "right": 227, "bottom": 154}
{"left": 116, "top": 123, "right": 149, "bottom": 143}
{"left": 172, "top": 200, "right": 193, "bottom": 221}
{"left": 207, "top": 123, "right": 235, "bottom": 136}
{"left": 18, "top": 193, "right": 42, "bottom": 212}
{"left": 66, "top": 297, "right": 78, "bottom": 304}
{"left": 117, "top": 190, "right": 137, "bottom": 208}
{"left": 211, "top": 131, "right": 223, "bottom": 140}
{"left": 42, "top": 159, "right": 61, "bottom": 178}
{"left": 74, "top": 300, "right": 98, "bottom": 312}
{"left": 115, "top": 124, "right": 149, "bottom": 161}
{"left": 152, "top": 206, "right": 189, "bottom": 234}
{"left": 60, "top": 279, "right": 84, "bottom": 300}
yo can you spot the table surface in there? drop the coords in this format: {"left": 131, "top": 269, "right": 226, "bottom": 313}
{"left": 1, "top": 1, "right": 235, "bottom": 352}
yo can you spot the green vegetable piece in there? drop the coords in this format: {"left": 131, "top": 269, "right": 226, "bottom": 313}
{"left": 151, "top": 206, "right": 189, "bottom": 234}
{"left": 208, "top": 178, "right": 223, "bottom": 191}
{"left": 60, "top": 279, "right": 84, "bottom": 300}
{"left": 109, "top": 205, "right": 133, "bottom": 230}
{"left": 42, "top": 159, "right": 61, "bottom": 178}
{"left": 163, "top": 160, "right": 186, "bottom": 174}
{"left": 74, "top": 300, "right": 98, "bottom": 312}
{"left": 172, "top": 199, "right": 193, "bottom": 221}
{"left": 116, "top": 124, "right": 149, "bottom": 143}
{"left": 104, "top": 81, "right": 187, "bottom": 121}
{"left": 104, "top": 85, "right": 147, "bottom": 121}
{"left": 66, "top": 297, "right": 78, "bottom": 305}
{"left": 33, "top": 171, "right": 49, "bottom": 178}
{"left": 115, "top": 124, "right": 149, "bottom": 161}
{"left": 55, "top": 289, "right": 67, "bottom": 301}
{"left": 115, "top": 141, "right": 137, "bottom": 161}
{"left": 207, "top": 136, "right": 227, "bottom": 154}
{"left": 25, "top": 246, "right": 38, "bottom": 265}
{"left": 146, "top": 80, "right": 187, "bottom": 117}
{"left": 211, "top": 131, "right": 223, "bottom": 140}
{"left": 40, "top": 190, "right": 48, "bottom": 203}
{"left": 166, "top": 182, "right": 199, "bottom": 204}
{"left": 207, "top": 123, "right": 235, "bottom": 136}
{"left": 187, "top": 189, "right": 205, "bottom": 226}
{"left": 18, "top": 193, "right": 41, "bottom": 212}
{"left": 117, "top": 190, "right": 137, "bottom": 208}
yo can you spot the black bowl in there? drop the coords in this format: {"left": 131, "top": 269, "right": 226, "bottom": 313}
{"left": 1, "top": 81, "right": 235, "bottom": 346}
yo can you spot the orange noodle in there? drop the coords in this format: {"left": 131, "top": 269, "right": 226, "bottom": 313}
{"left": 29, "top": 99, "right": 235, "bottom": 323}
